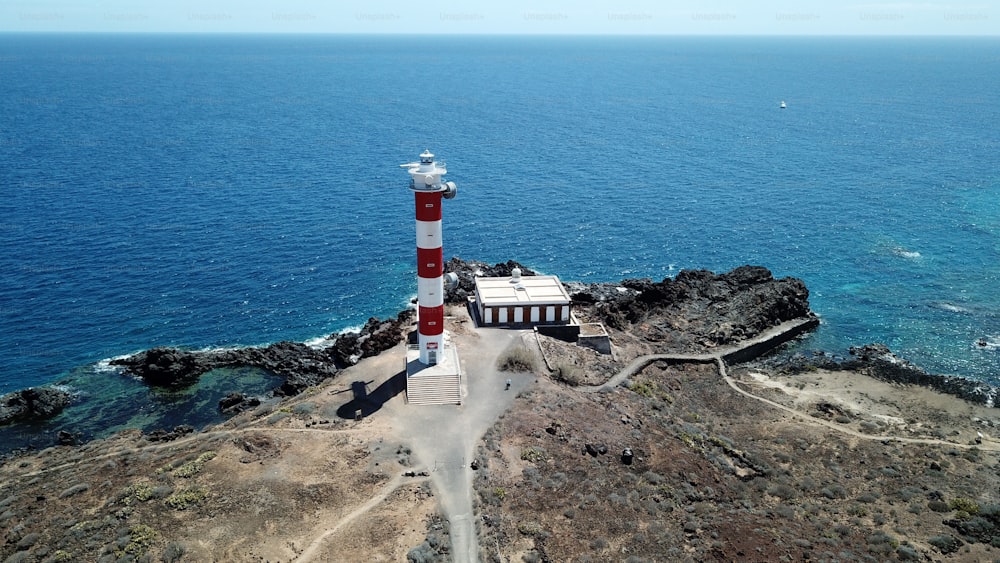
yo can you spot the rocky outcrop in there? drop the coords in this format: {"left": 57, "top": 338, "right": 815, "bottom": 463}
{"left": 446, "top": 260, "right": 812, "bottom": 354}
{"left": 218, "top": 392, "right": 261, "bottom": 415}
{"left": 571, "top": 265, "right": 813, "bottom": 352}
{"left": 0, "top": 387, "right": 72, "bottom": 426}
{"left": 753, "top": 343, "right": 999, "bottom": 407}
{"left": 121, "top": 347, "right": 211, "bottom": 388}
{"left": 844, "top": 344, "right": 997, "bottom": 406}
{"left": 111, "top": 311, "right": 414, "bottom": 395}
{"left": 145, "top": 425, "right": 194, "bottom": 442}
{"left": 108, "top": 258, "right": 564, "bottom": 394}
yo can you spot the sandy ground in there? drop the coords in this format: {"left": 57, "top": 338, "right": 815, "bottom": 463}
{"left": 734, "top": 367, "right": 1000, "bottom": 446}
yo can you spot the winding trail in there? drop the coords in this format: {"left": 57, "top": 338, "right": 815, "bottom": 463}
{"left": 715, "top": 357, "right": 996, "bottom": 450}
{"left": 293, "top": 472, "right": 430, "bottom": 562}
{"left": 582, "top": 317, "right": 819, "bottom": 393}
{"left": 582, "top": 317, "right": 1000, "bottom": 451}
{"left": 12, "top": 424, "right": 375, "bottom": 480}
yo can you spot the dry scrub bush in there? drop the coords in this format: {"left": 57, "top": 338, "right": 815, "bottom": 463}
{"left": 498, "top": 345, "right": 537, "bottom": 373}
{"left": 552, "top": 362, "right": 582, "bottom": 384}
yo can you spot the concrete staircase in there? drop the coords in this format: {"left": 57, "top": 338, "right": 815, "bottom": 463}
{"left": 406, "top": 373, "right": 462, "bottom": 405}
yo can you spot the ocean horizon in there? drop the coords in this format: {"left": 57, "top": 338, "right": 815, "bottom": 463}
{"left": 1, "top": 33, "right": 998, "bottom": 448}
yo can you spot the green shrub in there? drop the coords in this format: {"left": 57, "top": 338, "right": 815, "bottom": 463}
{"left": 950, "top": 497, "right": 981, "bottom": 515}
{"left": 174, "top": 451, "right": 217, "bottom": 478}
{"left": 517, "top": 521, "right": 544, "bottom": 536}
{"left": 630, "top": 381, "right": 673, "bottom": 402}
{"left": 165, "top": 487, "right": 207, "bottom": 510}
{"left": 115, "top": 524, "right": 158, "bottom": 558}
{"left": 121, "top": 482, "right": 155, "bottom": 505}
{"left": 520, "top": 447, "right": 546, "bottom": 463}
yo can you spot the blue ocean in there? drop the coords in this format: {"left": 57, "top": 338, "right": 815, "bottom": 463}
{"left": 1, "top": 34, "right": 999, "bottom": 447}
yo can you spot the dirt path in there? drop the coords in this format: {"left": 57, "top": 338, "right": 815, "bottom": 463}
{"left": 715, "top": 358, "right": 999, "bottom": 451}
{"left": 579, "top": 318, "right": 1000, "bottom": 452}
{"left": 385, "top": 327, "right": 533, "bottom": 563}
{"left": 293, "top": 472, "right": 430, "bottom": 562}
{"left": 13, "top": 424, "right": 380, "bottom": 480}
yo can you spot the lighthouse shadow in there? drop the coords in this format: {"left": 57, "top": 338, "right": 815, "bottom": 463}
{"left": 336, "top": 371, "right": 406, "bottom": 420}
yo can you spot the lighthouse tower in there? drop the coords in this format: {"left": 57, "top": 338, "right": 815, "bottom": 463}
{"left": 401, "top": 150, "right": 457, "bottom": 365}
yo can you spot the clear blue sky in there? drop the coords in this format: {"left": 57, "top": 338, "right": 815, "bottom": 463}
{"left": 1, "top": 0, "right": 996, "bottom": 34}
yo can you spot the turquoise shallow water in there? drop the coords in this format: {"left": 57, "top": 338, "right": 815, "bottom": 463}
{"left": 1, "top": 34, "right": 998, "bottom": 448}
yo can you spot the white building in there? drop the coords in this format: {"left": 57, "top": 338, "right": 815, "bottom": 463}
{"left": 473, "top": 270, "right": 571, "bottom": 326}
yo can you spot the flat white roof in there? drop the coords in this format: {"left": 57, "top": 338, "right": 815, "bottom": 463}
{"left": 475, "top": 275, "right": 571, "bottom": 307}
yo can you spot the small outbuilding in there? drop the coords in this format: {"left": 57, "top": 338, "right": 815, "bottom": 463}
{"left": 473, "top": 269, "right": 571, "bottom": 326}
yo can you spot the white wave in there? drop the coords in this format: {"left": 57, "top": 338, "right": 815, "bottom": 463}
{"left": 974, "top": 336, "right": 1000, "bottom": 350}
{"left": 48, "top": 384, "right": 83, "bottom": 399}
{"left": 892, "top": 247, "right": 921, "bottom": 259}
{"left": 305, "top": 323, "right": 366, "bottom": 349}
{"left": 304, "top": 335, "right": 338, "bottom": 349}
{"left": 92, "top": 354, "right": 134, "bottom": 374}
{"left": 931, "top": 302, "right": 971, "bottom": 314}
{"left": 191, "top": 344, "right": 246, "bottom": 354}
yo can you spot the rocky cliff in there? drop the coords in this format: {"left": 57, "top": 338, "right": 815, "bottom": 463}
{"left": 568, "top": 265, "right": 812, "bottom": 352}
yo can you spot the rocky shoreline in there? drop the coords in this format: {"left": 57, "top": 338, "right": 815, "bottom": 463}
{"left": 106, "top": 258, "right": 533, "bottom": 398}
{"left": 2, "top": 258, "right": 997, "bottom": 448}
{"left": 750, "top": 342, "right": 999, "bottom": 407}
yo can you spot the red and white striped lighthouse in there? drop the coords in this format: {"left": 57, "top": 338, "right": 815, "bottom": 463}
{"left": 401, "top": 150, "right": 457, "bottom": 365}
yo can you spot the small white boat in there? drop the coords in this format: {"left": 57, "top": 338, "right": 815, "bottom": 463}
{"left": 780, "top": 100, "right": 786, "bottom": 109}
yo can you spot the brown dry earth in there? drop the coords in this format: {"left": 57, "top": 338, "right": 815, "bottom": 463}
{"left": 477, "top": 328, "right": 1000, "bottom": 562}
{"left": 3, "top": 303, "right": 1000, "bottom": 562}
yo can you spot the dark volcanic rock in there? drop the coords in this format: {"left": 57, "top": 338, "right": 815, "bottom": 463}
{"left": 113, "top": 347, "right": 213, "bottom": 389}
{"left": 752, "top": 343, "right": 1000, "bottom": 407}
{"left": 109, "top": 260, "right": 813, "bottom": 401}
{"left": 57, "top": 430, "right": 82, "bottom": 446}
{"left": 146, "top": 425, "right": 194, "bottom": 442}
{"left": 111, "top": 310, "right": 414, "bottom": 396}
{"left": 580, "top": 265, "right": 812, "bottom": 350}
{"left": 219, "top": 392, "right": 261, "bottom": 415}
{"left": 844, "top": 344, "right": 998, "bottom": 406}
{"left": 0, "top": 387, "right": 73, "bottom": 426}
{"left": 444, "top": 257, "right": 536, "bottom": 303}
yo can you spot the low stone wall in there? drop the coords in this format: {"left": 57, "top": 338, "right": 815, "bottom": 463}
{"left": 536, "top": 324, "right": 581, "bottom": 343}
{"left": 722, "top": 317, "right": 821, "bottom": 365}
{"left": 577, "top": 323, "right": 612, "bottom": 355}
